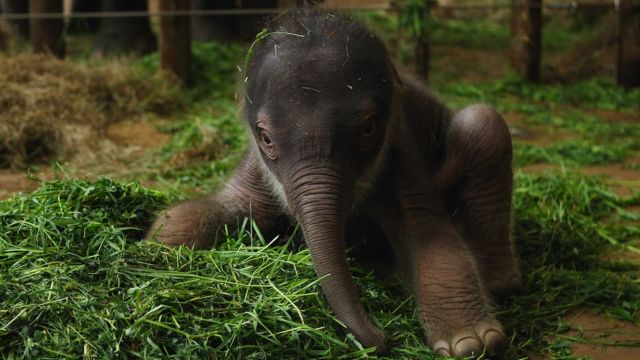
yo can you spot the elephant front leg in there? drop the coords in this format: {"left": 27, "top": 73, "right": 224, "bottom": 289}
{"left": 399, "top": 220, "right": 508, "bottom": 357}
{"left": 146, "top": 154, "right": 289, "bottom": 249}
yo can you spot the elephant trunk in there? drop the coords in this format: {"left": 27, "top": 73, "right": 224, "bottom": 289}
{"left": 286, "top": 164, "right": 386, "bottom": 351}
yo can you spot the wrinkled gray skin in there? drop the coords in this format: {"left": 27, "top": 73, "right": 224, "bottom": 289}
{"left": 147, "top": 9, "right": 520, "bottom": 358}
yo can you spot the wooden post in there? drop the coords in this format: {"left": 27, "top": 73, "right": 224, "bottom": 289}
{"left": 617, "top": 0, "right": 640, "bottom": 88}
{"left": 401, "top": 0, "right": 430, "bottom": 80}
{"left": 414, "top": 37, "right": 429, "bottom": 80}
{"left": 159, "top": 0, "right": 192, "bottom": 85}
{"left": 0, "top": 20, "right": 9, "bottom": 52}
{"left": 93, "top": 0, "right": 157, "bottom": 57}
{"left": 67, "top": 0, "right": 100, "bottom": 35}
{"left": 413, "top": 3, "right": 430, "bottom": 81}
{"left": 510, "top": 0, "right": 542, "bottom": 82}
{"left": 29, "top": 0, "right": 65, "bottom": 58}
{"left": 190, "top": 0, "right": 237, "bottom": 41}
{"left": 1, "top": 0, "right": 29, "bottom": 40}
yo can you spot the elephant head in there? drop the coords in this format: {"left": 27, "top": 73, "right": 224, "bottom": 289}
{"left": 242, "top": 10, "right": 396, "bottom": 350}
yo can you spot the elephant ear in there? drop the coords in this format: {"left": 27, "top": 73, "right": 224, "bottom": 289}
{"left": 388, "top": 61, "right": 404, "bottom": 87}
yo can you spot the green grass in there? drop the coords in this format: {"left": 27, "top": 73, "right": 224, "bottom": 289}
{"left": 430, "top": 19, "right": 509, "bottom": 49}
{"left": 542, "top": 17, "right": 594, "bottom": 52}
{"left": 437, "top": 76, "right": 640, "bottom": 111}
{"left": 137, "top": 41, "right": 244, "bottom": 101}
{"left": 515, "top": 139, "right": 638, "bottom": 167}
{"left": 365, "top": 12, "right": 511, "bottom": 50}
{"left": 526, "top": 110, "right": 640, "bottom": 137}
{"left": 149, "top": 100, "right": 247, "bottom": 196}
{"left": 0, "top": 172, "right": 638, "bottom": 359}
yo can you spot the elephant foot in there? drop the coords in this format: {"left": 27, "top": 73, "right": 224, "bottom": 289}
{"left": 430, "top": 320, "right": 507, "bottom": 358}
{"left": 146, "top": 200, "right": 218, "bottom": 249}
{"left": 482, "top": 264, "right": 522, "bottom": 301}
{"left": 413, "top": 236, "right": 510, "bottom": 357}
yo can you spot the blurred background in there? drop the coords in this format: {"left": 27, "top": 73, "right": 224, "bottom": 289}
{"left": 0, "top": 2, "right": 639, "bottom": 358}
{"left": 1, "top": 0, "right": 636, "bottom": 83}
{"left": 0, "top": 1, "right": 637, "bottom": 178}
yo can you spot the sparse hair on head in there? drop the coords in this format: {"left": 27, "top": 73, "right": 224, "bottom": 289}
{"left": 245, "top": 8, "right": 394, "bottom": 105}
{"left": 255, "top": 8, "right": 389, "bottom": 61}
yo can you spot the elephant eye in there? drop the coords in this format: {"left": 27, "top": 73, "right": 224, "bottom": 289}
{"left": 357, "top": 116, "right": 379, "bottom": 152}
{"left": 362, "top": 120, "right": 376, "bottom": 138}
{"left": 256, "top": 123, "right": 277, "bottom": 160}
{"left": 260, "top": 130, "right": 272, "bottom": 145}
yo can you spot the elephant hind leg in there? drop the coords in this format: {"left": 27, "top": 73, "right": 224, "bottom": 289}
{"left": 439, "top": 104, "right": 521, "bottom": 299}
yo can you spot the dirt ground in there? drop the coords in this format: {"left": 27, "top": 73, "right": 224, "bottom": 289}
{"left": 568, "top": 311, "right": 640, "bottom": 360}
{"left": 0, "top": 170, "right": 40, "bottom": 199}
{"left": 0, "top": 117, "right": 168, "bottom": 200}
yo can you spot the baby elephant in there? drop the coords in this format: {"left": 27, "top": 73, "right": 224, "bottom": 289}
{"left": 147, "top": 8, "right": 520, "bottom": 358}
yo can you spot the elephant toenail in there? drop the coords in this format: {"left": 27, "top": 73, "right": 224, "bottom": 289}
{"left": 483, "top": 329, "right": 507, "bottom": 355}
{"left": 453, "top": 336, "right": 483, "bottom": 357}
{"left": 433, "top": 340, "right": 451, "bottom": 356}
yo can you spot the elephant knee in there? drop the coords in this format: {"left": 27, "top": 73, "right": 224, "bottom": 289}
{"left": 147, "top": 200, "right": 217, "bottom": 249}
{"left": 449, "top": 104, "right": 512, "bottom": 169}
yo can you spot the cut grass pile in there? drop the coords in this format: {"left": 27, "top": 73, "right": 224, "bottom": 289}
{"left": 0, "top": 54, "right": 182, "bottom": 168}
{"left": 1, "top": 172, "right": 638, "bottom": 359}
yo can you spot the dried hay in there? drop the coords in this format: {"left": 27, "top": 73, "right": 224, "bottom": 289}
{"left": 0, "top": 54, "right": 182, "bottom": 168}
